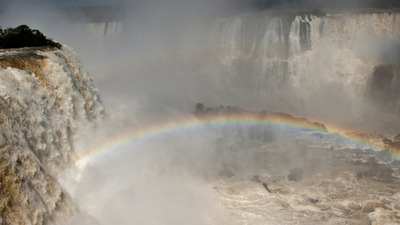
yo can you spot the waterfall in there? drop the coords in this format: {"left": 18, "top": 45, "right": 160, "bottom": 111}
{"left": 0, "top": 46, "right": 104, "bottom": 225}
{"left": 212, "top": 11, "right": 400, "bottom": 117}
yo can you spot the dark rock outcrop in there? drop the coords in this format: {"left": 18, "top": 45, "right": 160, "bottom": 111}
{"left": 194, "top": 103, "right": 327, "bottom": 132}
{"left": 356, "top": 157, "right": 394, "bottom": 179}
{"left": 366, "top": 65, "right": 400, "bottom": 113}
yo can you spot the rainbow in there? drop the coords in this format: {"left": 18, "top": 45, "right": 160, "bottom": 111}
{"left": 76, "top": 113, "right": 400, "bottom": 165}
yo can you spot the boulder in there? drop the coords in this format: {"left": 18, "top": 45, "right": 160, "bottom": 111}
{"left": 218, "top": 168, "right": 234, "bottom": 179}
{"left": 288, "top": 168, "right": 303, "bottom": 181}
{"left": 395, "top": 133, "right": 400, "bottom": 141}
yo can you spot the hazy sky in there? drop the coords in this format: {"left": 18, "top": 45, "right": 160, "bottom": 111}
{"left": 2, "top": 0, "right": 399, "bottom": 12}
{"left": 0, "top": 0, "right": 131, "bottom": 8}
{"left": 2, "top": 0, "right": 399, "bottom": 10}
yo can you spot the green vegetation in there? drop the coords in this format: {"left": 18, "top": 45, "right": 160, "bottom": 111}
{"left": 0, "top": 25, "right": 62, "bottom": 49}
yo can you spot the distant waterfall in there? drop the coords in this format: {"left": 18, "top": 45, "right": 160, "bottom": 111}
{"left": 88, "top": 22, "right": 123, "bottom": 38}
{"left": 212, "top": 12, "right": 400, "bottom": 114}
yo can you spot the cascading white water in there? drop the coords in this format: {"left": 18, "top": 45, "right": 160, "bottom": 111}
{"left": 0, "top": 46, "right": 104, "bottom": 225}
{"left": 212, "top": 12, "right": 400, "bottom": 124}
{"left": 213, "top": 16, "right": 288, "bottom": 98}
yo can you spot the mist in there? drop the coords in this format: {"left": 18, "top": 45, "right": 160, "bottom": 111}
{"left": 2, "top": 0, "right": 400, "bottom": 224}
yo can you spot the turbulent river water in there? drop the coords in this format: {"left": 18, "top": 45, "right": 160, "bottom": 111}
{"left": 1, "top": 7, "right": 400, "bottom": 225}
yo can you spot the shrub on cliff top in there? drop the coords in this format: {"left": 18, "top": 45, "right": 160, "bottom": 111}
{"left": 0, "top": 25, "right": 62, "bottom": 49}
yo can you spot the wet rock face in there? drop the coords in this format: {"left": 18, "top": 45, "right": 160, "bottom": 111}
{"left": 366, "top": 65, "right": 400, "bottom": 113}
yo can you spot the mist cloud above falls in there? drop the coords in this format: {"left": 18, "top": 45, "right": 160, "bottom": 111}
{"left": 3, "top": 1, "right": 400, "bottom": 224}
{"left": 3, "top": 0, "right": 399, "bottom": 131}
{"left": 39, "top": 0, "right": 400, "bottom": 129}
{"left": 0, "top": 2, "right": 271, "bottom": 224}
{"left": 68, "top": 113, "right": 330, "bottom": 225}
